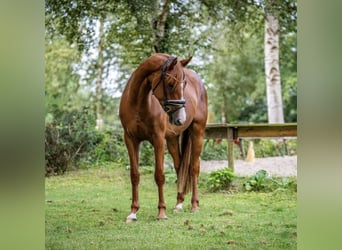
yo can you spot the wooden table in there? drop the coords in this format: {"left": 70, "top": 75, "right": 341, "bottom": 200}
{"left": 204, "top": 123, "right": 297, "bottom": 170}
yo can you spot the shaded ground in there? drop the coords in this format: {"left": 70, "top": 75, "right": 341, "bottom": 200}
{"left": 200, "top": 155, "right": 297, "bottom": 177}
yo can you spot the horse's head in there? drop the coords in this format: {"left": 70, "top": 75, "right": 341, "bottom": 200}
{"left": 150, "top": 55, "right": 192, "bottom": 126}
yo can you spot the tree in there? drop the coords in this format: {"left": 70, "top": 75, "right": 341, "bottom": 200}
{"left": 202, "top": 0, "right": 296, "bottom": 123}
{"left": 45, "top": 0, "right": 297, "bottom": 126}
{"left": 46, "top": 0, "right": 123, "bottom": 127}
{"left": 205, "top": 11, "right": 265, "bottom": 123}
{"left": 261, "top": 0, "right": 297, "bottom": 123}
{"left": 152, "top": 0, "right": 171, "bottom": 52}
{"left": 264, "top": 1, "right": 284, "bottom": 123}
{"left": 95, "top": 17, "right": 105, "bottom": 130}
{"left": 45, "top": 38, "right": 82, "bottom": 120}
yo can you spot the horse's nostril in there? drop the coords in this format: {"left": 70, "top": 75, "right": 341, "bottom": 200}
{"left": 176, "top": 119, "right": 184, "bottom": 126}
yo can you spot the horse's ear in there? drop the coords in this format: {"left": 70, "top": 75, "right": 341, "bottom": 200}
{"left": 167, "top": 56, "right": 178, "bottom": 70}
{"left": 180, "top": 56, "right": 192, "bottom": 67}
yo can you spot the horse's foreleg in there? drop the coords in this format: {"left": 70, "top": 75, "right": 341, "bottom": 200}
{"left": 124, "top": 133, "right": 140, "bottom": 222}
{"left": 153, "top": 137, "right": 168, "bottom": 220}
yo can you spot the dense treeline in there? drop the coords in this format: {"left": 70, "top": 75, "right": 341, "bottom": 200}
{"left": 45, "top": 0, "right": 296, "bottom": 174}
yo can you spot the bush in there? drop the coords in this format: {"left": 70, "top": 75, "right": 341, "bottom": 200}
{"left": 45, "top": 107, "right": 101, "bottom": 175}
{"left": 89, "top": 128, "right": 128, "bottom": 166}
{"left": 243, "top": 169, "right": 269, "bottom": 191}
{"left": 270, "top": 177, "right": 297, "bottom": 193}
{"left": 201, "top": 139, "right": 228, "bottom": 160}
{"left": 207, "top": 167, "right": 235, "bottom": 192}
{"left": 139, "top": 141, "right": 155, "bottom": 167}
{"left": 243, "top": 170, "right": 297, "bottom": 192}
{"left": 253, "top": 139, "right": 297, "bottom": 157}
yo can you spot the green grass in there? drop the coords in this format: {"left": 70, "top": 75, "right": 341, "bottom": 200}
{"left": 45, "top": 164, "right": 297, "bottom": 249}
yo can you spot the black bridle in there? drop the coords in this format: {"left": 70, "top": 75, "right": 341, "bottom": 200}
{"left": 152, "top": 56, "right": 186, "bottom": 116}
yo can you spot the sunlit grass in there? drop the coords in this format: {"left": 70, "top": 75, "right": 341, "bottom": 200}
{"left": 45, "top": 164, "right": 296, "bottom": 249}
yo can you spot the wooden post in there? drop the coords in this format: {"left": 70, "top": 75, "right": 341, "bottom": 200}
{"left": 227, "top": 127, "right": 234, "bottom": 171}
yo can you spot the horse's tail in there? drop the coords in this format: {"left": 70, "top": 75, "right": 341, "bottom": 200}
{"left": 177, "top": 129, "right": 192, "bottom": 195}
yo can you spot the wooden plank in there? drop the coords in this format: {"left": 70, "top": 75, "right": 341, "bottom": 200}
{"left": 203, "top": 123, "right": 297, "bottom": 173}
{"left": 204, "top": 123, "right": 297, "bottom": 139}
{"left": 237, "top": 124, "right": 297, "bottom": 138}
{"left": 204, "top": 125, "right": 228, "bottom": 139}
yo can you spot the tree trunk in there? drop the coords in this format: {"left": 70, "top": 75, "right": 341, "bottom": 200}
{"left": 152, "top": 0, "right": 170, "bottom": 53}
{"left": 264, "top": 13, "right": 284, "bottom": 123}
{"left": 221, "top": 98, "right": 226, "bottom": 123}
{"left": 95, "top": 18, "right": 105, "bottom": 130}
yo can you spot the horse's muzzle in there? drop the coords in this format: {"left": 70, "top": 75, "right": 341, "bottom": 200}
{"left": 163, "top": 100, "right": 186, "bottom": 126}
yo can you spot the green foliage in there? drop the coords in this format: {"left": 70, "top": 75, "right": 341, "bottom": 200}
{"left": 45, "top": 106, "right": 130, "bottom": 175}
{"left": 139, "top": 141, "right": 155, "bottom": 167}
{"left": 270, "top": 177, "right": 297, "bottom": 193}
{"left": 45, "top": 38, "right": 83, "bottom": 113}
{"left": 201, "top": 138, "right": 297, "bottom": 162}
{"left": 243, "top": 170, "right": 297, "bottom": 192}
{"left": 45, "top": 107, "right": 101, "bottom": 175}
{"left": 205, "top": 19, "right": 266, "bottom": 123}
{"left": 203, "top": 1, "right": 297, "bottom": 123}
{"left": 89, "top": 128, "right": 128, "bottom": 166}
{"left": 207, "top": 167, "right": 236, "bottom": 192}
{"left": 45, "top": 0, "right": 297, "bottom": 126}
{"left": 201, "top": 140, "right": 228, "bottom": 160}
{"left": 244, "top": 169, "right": 269, "bottom": 191}
{"left": 253, "top": 138, "right": 297, "bottom": 157}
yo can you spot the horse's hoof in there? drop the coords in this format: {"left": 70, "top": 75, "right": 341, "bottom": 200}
{"left": 156, "top": 216, "right": 168, "bottom": 220}
{"left": 126, "top": 218, "right": 137, "bottom": 223}
{"left": 190, "top": 208, "right": 199, "bottom": 213}
{"left": 174, "top": 203, "right": 183, "bottom": 212}
{"left": 173, "top": 207, "right": 183, "bottom": 213}
{"left": 126, "top": 213, "right": 137, "bottom": 223}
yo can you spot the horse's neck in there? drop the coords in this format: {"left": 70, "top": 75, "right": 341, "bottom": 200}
{"left": 126, "top": 60, "right": 160, "bottom": 106}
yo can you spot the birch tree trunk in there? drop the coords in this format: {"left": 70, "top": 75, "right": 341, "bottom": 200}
{"left": 95, "top": 18, "right": 104, "bottom": 130}
{"left": 152, "top": 0, "right": 170, "bottom": 52}
{"left": 264, "top": 13, "right": 284, "bottom": 123}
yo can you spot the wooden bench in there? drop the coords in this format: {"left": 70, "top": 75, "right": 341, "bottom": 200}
{"left": 204, "top": 123, "right": 297, "bottom": 170}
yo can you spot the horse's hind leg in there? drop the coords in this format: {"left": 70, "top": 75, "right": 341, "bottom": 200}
{"left": 166, "top": 137, "right": 184, "bottom": 211}
{"left": 124, "top": 133, "right": 140, "bottom": 222}
{"left": 190, "top": 124, "right": 206, "bottom": 212}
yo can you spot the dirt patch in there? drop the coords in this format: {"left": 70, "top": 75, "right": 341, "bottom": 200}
{"left": 200, "top": 156, "right": 297, "bottom": 177}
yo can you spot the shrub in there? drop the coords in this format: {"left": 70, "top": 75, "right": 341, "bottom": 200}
{"left": 207, "top": 167, "right": 235, "bottom": 192}
{"left": 243, "top": 170, "right": 297, "bottom": 192}
{"left": 45, "top": 107, "right": 101, "bottom": 175}
{"left": 139, "top": 141, "right": 155, "bottom": 166}
{"left": 201, "top": 139, "right": 228, "bottom": 160}
{"left": 253, "top": 139, "right": 297, "bottom": 157}
{"left": 89, "top": 128, "right": 128, "bottom": 166}
{"left": 270, "top": 177, "right": 297, "bottom": 193}
{"left": 243, "top": 169, "right": 269, "bottom": 191}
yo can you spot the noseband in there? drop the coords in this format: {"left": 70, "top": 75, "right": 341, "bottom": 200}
{"left": 152, "top": 56, "right": 186, "bottom": 116}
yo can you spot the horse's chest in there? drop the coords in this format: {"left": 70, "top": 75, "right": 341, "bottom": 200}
{"left": 125, "top": 115, "right": 152, "bottom": 139}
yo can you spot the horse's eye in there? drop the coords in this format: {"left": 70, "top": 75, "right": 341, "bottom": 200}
{"left": 167, "top": 84, "right": 174, "bottom": 90}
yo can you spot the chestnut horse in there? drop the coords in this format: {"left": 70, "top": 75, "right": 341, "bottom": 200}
{"left": 119, "top": 53, "right": 207, "bottom": 222}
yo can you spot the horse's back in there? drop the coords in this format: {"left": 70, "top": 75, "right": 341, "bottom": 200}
{"left": 184, "top": 68, "right": 208, "bottom": 124}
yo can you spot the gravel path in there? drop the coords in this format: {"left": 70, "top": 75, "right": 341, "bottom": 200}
{"left": 200, "top": 156, "right": 297, "bottom": 177}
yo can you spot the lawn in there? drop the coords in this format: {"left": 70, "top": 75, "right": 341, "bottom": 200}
{"left": 45, "top": 164, "right": 297, "bottom": 249}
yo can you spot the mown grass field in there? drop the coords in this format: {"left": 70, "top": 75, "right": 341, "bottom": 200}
{"left": 45, "top": 164, "right": 296, "bottom": 249}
